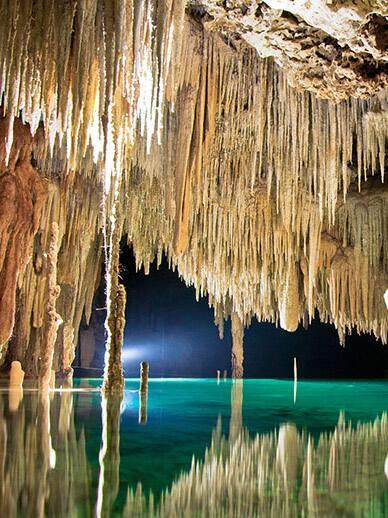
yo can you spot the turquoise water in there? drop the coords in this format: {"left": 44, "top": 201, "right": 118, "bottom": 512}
{"left": 0, "top": 379, "right": 387, "bottom": 516}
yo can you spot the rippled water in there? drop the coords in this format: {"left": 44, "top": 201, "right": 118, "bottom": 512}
{"left": 0, "top": 379, "right": 387, "bottom": 516}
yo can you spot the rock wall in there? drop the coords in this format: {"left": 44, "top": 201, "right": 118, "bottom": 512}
{"left": 191, "top": 0, "right": 388, "bottom": 100}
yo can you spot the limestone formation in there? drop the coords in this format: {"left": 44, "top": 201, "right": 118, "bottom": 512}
{"left": 38, "top": 223, "right": 61, "bottom": 392}
{"left": 231, "top": 313, "right": 244, "bottom": 378}
{"left": 191, "top": 0, "right": 388, "bottom": 100}
{"left": 96, "top": 395, "right": 122, "bottom": 517}
{"left": 102, "top": 200, "right": 126, "bottom": 393}
{"left": 0, "top": 0, "right": 386, "bottom": 377}
{"left": 140, "top": 361, "right": 149, "bottom": 394}
{"left": 124, "top": 413, "right": 388, "bottom": 516}
{"left": 9, "top": 360, "right": 24, "bottom": 388}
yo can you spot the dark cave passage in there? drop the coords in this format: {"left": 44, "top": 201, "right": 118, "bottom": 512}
{"left": 76, "top": 245, "right": 388, "bottom": 379}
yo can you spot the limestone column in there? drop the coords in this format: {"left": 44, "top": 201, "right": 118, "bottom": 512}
{"left": 231, "top": 312, "right": 244, "bottom": 379}
{"left": 102, "top": 202, "right": 126, "bottom": 394}
{"left": 139, "top": 361, "right": 149, "bottom": 425}
{"left": 39, "top": 223, "right": 62, "bottom": 392}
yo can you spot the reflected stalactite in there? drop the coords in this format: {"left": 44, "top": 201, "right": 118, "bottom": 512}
{"left": 96, "top": 394, "right": 122, "bottom": 517}
{"left": 276, "top": 424, "right": 298, "bottom": 492}
{"left": 48, "top": 391, "right": 91, "bottom": 517}
{"left": 125, "top": 413, "right": 388, "bottom": 517}
{"left": 229, "top": 380, "right": 243, "bottom": 443}
{"left": 0, "top": 391, "right": 92, "bottom": 517}
{"left": 0, "top": 388, "right": 386, "bottom": 517}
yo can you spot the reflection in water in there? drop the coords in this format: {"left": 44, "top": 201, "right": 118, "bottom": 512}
{"left": 125, "top": 415, "right": 387, "bottom": 517}
{"left": 0, "top": 384, "right": 386, "bottom": 517}
{"left": 139, "top": 391, "right": 148, "bottom": 425}
{"left": 97, "top": 394, "right": 122, "bottom": 517}
{"left": 0, "top": 390, "right": 91, "bottom": 517}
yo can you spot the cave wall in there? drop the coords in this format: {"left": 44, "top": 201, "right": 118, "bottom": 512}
{"left": 0, "top": 1, "right": 386, "bottom": 375}
{"left": 0, "top": 120, "right": 103, "bottom": 376}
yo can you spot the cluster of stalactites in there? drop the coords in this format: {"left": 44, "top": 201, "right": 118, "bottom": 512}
{"left": 123, "top": 22, "right": 387, "bottom": 343}
{"left": 0, "top": 3, "right": 386, "bottom": 345}
{"left": 0, "top": 0, "right": 186, "bottom": 195}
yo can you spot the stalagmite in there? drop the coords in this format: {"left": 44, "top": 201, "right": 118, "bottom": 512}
{"left": 38, "top": 223, "right": 61, "bottom": 392}
{"left": 8, "top": 361, "right": 24, "bottom": 412}
{"left": 139, "top": 361, "right": 149, "bottom": 394}
{"left": 139, "top": 361, "right": 149, "bottom": 424}
{"left": 231, "top": 312, "right": 244, "bottom": 379}
{"left": 294, "top": 357, "right": 298, "bottom": 403}
{"left": 49, "top": 370, "right": 56, "bottom": 390}
{"left": 9, "top": 361, "right": 24, "bottom": 388}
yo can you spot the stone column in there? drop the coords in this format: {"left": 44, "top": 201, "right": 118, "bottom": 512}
{"left": 39, "top": 223, "right": 62, "bottom": 391}
{"left": 231, "top": 312, "right": 244, "bottom": 379}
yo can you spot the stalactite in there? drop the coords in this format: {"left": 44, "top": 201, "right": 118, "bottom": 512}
{"left": 279, "top": 262, "right": 300, "bottom": 332}
{"left": 2, "top": 168, "right": 104, "bottom": 376}
{"left": 231, "top": 312, "right": 244, "bottom": 379}
{"left": 38, "top": 223, "right": 61, "bottom": 392}
{"left": 124, "top": 19, "right": 387, "bottom": 345}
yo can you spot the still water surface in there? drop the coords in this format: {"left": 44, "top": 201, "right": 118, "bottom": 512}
{"left": 0, "top": 379, "right": 387, "bottom": 516}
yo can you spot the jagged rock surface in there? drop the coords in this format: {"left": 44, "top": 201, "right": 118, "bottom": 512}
{"left": 189, "top": 0, "right": 388, "bottom": 102}
{"left": 189, "top": 0, "right": 388, "bottom": 100}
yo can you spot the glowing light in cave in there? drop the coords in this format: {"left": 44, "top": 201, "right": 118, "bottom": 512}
{"left": 122, "top": 346, "right": 149, "bottom": 362}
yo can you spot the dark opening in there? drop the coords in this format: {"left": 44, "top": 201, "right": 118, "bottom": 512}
{"left": 75, "top": 245, "right": 388, "bottom": 379}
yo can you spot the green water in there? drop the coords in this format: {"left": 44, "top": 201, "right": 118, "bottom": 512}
{"left": 1, "top": 379, "right": 387, "bottom": 516}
